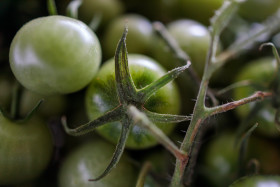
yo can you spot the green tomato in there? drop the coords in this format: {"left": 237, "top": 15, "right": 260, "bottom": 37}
{"left": 102, "top": 14, "right": 153, "bottom": 59}
{"left": 200, "top": 131, "right": 280, "bottom": 187}
{"left": 0, "top": 113, "right": 53, "bottom": 185}
{"left": 19, "top": 89, "right": 67, "bottom": 119}
{"left": 58, "top": 137, "right": 138, "bottom": 187}
{"left": 233, "top": 57, "right": 279, "bottom": 137}
{"left": 230, "top": 175, "right": 280, "bottom": 187}
{"left": 78, "top": 0, "right": 124, "bottom": 27}
{"left": 85, "top": 54, "right": 181, "bottom": 149}
{"left": 9, "top": 15, "right": 102, "bottom": 95}
{"left": 151, "top": 19, "right": 217, "bottom": 114}
{"left": 238, "top": 0, "right": 280, "bottom": 22}
{"left": 178, "top": 0, "right": 224, "bottom": 25}
{"left": 152, "top": 19, "right": 215, "bottom": 77}
{"left": 200, "top": 132, "right": 239, "bottom": 187}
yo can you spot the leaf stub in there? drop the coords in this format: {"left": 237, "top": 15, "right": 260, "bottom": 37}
{"left": 137, "top": 62, "right": 190, "bottom": 102}
{"left": 61, "top": 106, "right": 123, "bottom": 136}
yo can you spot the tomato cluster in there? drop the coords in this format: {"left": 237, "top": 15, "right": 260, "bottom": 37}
{"left": 1, "top": 0, "right": 280, "bottom": 186}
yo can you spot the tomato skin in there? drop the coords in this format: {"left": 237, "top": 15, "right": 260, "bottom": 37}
{"left": 58, "top": 137, "right": 138, "bottom": 187}
{"left": 0, "top": 113, "right": 53, "bottom": 185}
{"left": 102, "top": 14, "right": 153, "bottom": 59}
{"left": 200, "top": 131, "right": 280, "bottom": 187}
{"left": 230, "top": 175, "right": 280, "bottom": 187}
{"left": 19, "top": 90, "right": 67, "bottom": 119}
{"left": 238, "top": 0, "right": 280, "bottom": 22}
{"left": 85, "top": 54, "right": 181, "bottom": 149}
{"left": 78, "top": 0, "right": 124, "bottom": 27}
{"left": 152, "top": 19, "right": 214, "bottom": 77}
{"left": 178, "top": 0, "right": 224, "bottom": 25}
{"left": 233, "top": 57, "right": 279, "bottom": 137}
{"left": 9, "top": 15, "right": 102, "bottom": 95}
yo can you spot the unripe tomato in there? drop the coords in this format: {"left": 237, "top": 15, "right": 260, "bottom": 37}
{"left": 102, "top": 14, "right": 153, "bottom": 59}
{"left": 9, "top": 15, "right": 102, "bottom": 95}
{"left": 238, "top": 0, "right": 280, "bottom": 22}
{"left": 200, "top": 131, "right": 280, "bottom": 187}
{"left": 233, "top": 57, "right": 279, "bottom": 137}
{"left": 58, "top": 137, "right": 138, "bottom": 187}
{"left": 19, "top": 90, "right": 67, "bottom": 119}
{"left": 151, "top": 19, "right": 218, "bottom": 114}
{"left": 0, "top": 113, "right": 53, "bottom": 185}
{"left": 85, "top": 54, "right": 181, "bottom": 149}
{"left": 152, "top": 19, "right": 214, "bottom": 77}
{"left": 230, "top": 175, "right": 280, "bottom": 187}
{"left": 177, "top": 0, "right": 224, "bottom": 25}
{"left": 78, "top": 0, "right": 124, "bottom": 27}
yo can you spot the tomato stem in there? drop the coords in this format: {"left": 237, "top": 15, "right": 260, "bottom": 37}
{"left": 136, "top": 162, "right": 152, "bottom": 187}
{"left": 128, "top": 105, "right": 188, "bottom": 161}
{"left": 47, "top": 0, "right": 58, "bottom": 15}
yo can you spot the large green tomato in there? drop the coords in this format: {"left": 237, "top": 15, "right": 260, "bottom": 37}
{"left": 230, "top": 175, "right": 280, "bottom": 187}
{"left": 85, "top": 54, "right": 181, "bottom": 149}
{"left": 9, "top": 15, "right": 102, "bottom": 95}
{"left": 0, "top": 113, "right": 53, "bottom": 185}
{"left": 102, "top": 14, "right": 153, "bottom": 59}
{"left": 78, "top": 0, "right": 124, "bottom": 27}
{"left": 233, "top": 57, "right": 279, "bottom": 137}
{"left": 58, "top": 137, "right": 138, "bottom": 187}
{"left": 238, "top": 0, "right": 280, "bottom": 22}
{"left": 177, "top": 0, "right": 224, "bottom": 25}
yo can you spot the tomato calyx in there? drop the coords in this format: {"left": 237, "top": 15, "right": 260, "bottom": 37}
{"left": 62, "top": 26, "right": 190, "bottom": 181}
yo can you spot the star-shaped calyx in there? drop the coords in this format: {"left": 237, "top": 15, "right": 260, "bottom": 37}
{"left": 62, "top": 26, "right": 190, "bottom": 181}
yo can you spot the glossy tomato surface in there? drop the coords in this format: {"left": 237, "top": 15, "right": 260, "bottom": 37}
{"left": 58, "top": 137, "right": 138, "bottom": 187}
{"left": 85, "top": 54, "right": 181, "bottom": 149}
{"left": 9, "top": 15, "right": 102, "bottom": 95}
{"left": 233, "top": 57, "right": 279, "bottom": 137}
{"left": 230, "top": 175, "right": 280, "bottom": 187}
{"left": 152, "top": 19, "right": 214, "bottom": 77}
{"left": 0, "top": 113, "right": 53, "bottom": 185}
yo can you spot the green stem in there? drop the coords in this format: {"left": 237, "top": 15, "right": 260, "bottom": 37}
{"left": 47, "top": 0, "right": 58, "bottom": 15}
{"left": 66, "top": 0, "right": 82, "bottom": 19}
{"left": 136, "top": 162, "right": 152, "bottom": 187}
{"left": 128, "top": 105, "right": 188, "bottom": 160}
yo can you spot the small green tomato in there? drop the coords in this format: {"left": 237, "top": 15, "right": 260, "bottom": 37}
{"left": 58, "top": 137, "right": 138, "bottom": 187}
